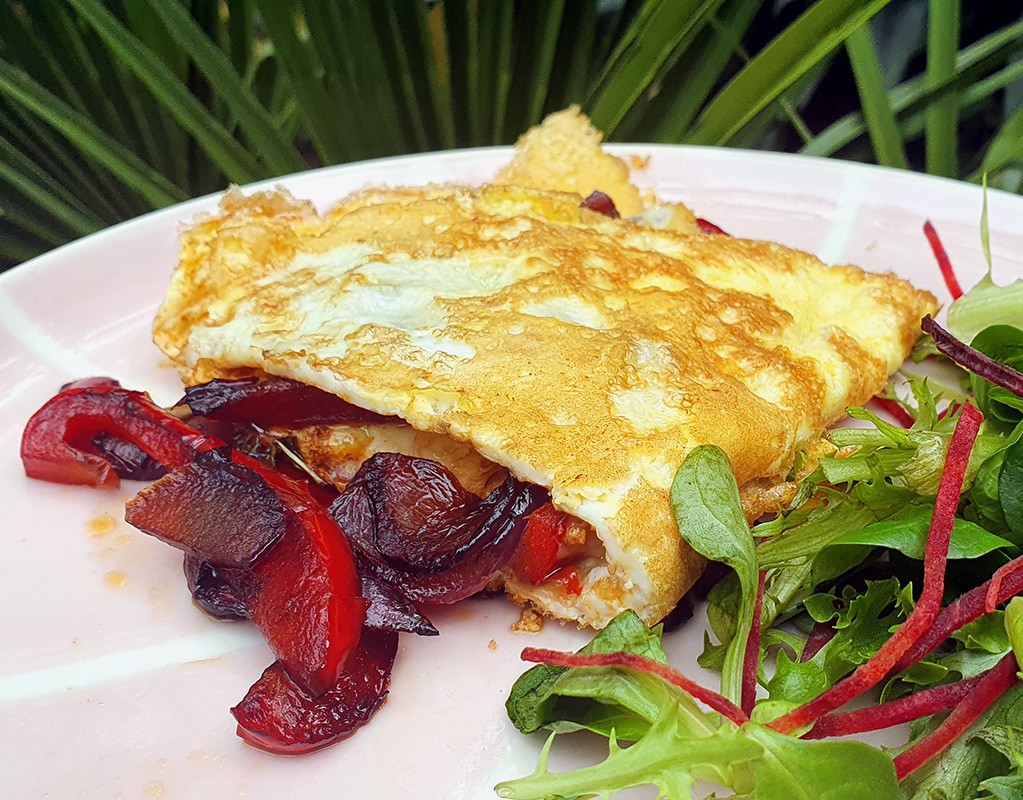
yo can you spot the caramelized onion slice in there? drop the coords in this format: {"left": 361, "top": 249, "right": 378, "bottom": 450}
{"left": 183, "top": 555, "right": 249, "bottom": 620}
{"left": 362, "top": 575, "right": 438, "bottom": 636}
{"left": 330, "top": 453, "right": 548, "bottom": 603}
{"left": 126, "top": 454, "right": 287, "bottom": 568}
{"left": 181, "top": 376, "right": 392, "bottom": 428}
{"left": 232, "top": 629, "right": 398, "bottom": 755}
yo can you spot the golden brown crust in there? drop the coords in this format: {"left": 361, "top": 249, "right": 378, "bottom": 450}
{"left": 494, "top": 106, "right": 646, "bottom": 216}
{"left": 154, "top": 183, "right": 937, "bottom": 628}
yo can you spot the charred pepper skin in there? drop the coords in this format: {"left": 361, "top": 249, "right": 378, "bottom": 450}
{"left": 22, "top": 380, "right": 367, "bottom": 698}
{"left": 21, "top": 381, "right": 223, "bottom": 487}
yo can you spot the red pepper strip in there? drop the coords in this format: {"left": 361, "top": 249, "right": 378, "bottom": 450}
{"left": 548, "top": 565, "right": 582, "bottom": 596}
{"left": 923, "top": 315, "right": 1023, "bottom": 399}
{"left": 769, "top": 403, "right": 983, "bottom": 735}
{"left": 892, "top": 553, "right": 1023, "bottom": 673}
{"left": 805, "top": 671, "right": 985, "bottom": 739}
{"left": 521, "top": 647, "right": 749, "bottom": 726}
{"left": 923, "top": 220, "right": 964, "bottom": 300}
{"left": 21, "top": 383, "right": 224, "bottom": 487}
{"left": 870, "top": 396, "right": 915, "bottom": 428}
{"left": 232, "top": 451, "right": 367, "bottom": 695}
{"left": 696, "top": 218, "right": 730, "bottom": 236}
{"left": 741, "top": 570, "right": 766, "bottom": 717}
{"left": 514, "top": 502, "right": 572, "bottom": 585}
{"left": 893, "top": 652, "right": 1020, "bottom": 780}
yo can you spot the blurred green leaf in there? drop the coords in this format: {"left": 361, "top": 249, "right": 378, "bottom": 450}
{"left": 1, "top": 0, "right": 1023, "bottom": 271}
{"left": 687, "top": 0, "right": 891, "bottom": 146}
{"left": 924, "top": 0, "right": 960, "bottom": 178}
{"left": 846, "top": 25, "right": 908, "bottom": 168}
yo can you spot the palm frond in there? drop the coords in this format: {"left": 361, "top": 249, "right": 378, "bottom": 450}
{"left": 1, "top": 0, "right": 1021, "bottom": 271}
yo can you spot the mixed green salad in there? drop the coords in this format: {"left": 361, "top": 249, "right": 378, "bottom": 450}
{"left": 497, "top": 213, "right": 1023, "bottom": 799}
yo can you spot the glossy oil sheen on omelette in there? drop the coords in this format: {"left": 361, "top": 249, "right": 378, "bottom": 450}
{"left": 155, "top": 183, "right": 937, "bottom": 628}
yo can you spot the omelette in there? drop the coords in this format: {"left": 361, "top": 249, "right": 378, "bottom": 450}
{"left": 154, "top": 116, "right": 936, "bottom": 629}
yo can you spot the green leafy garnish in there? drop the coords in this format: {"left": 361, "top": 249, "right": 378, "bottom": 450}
{"left": 669, "top": 445, "right": 758, "bottom": 705}
{"left": 505, "top": 610, "right": 677, "bottom": 740}
{"left": 497, "top": 616, "right": 901, "bottom": 800}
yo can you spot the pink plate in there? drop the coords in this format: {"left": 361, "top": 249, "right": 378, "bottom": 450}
{"left": 1, "top": 147, "right": 1019, "bottom": 799}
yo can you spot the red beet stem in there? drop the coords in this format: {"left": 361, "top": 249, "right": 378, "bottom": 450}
{"left": 986, "top": 559, "right": 1023, "bottom": 613}
{"left": 769, "top": 403, "right": 984, "bottom": 735}
{"left": 801, "top": 621, "right": 836, "bottom": 663}
{"left": 520, "top": 647, "right": 749, "bottom": 727}
{"left": 893, "top": 553, "right": 1023, "bottom": 673}
{"left": 870, "top": 396, "right": 915, "bottom": 428}
{"left": 805, "top": 673, "right": 984, "bottom": 739}
{"left": 893, "top": 653, "right": 1020, "bottom": 780}
{"left": 741, "top": 570, "right": 767, "bottom": 716}
{"left": 922, "top": 316, "right": 1023, "bottom": 399}
{"left": 923, "top": 221, "right": 964, "bottom": 300}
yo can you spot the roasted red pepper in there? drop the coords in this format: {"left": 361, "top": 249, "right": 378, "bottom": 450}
{"left": 237, "top": 452, "right": 367, "bottom": 695}
{"left": 548, "top": 565, "right": 582, "bottom": 596}
{"left": 21, "top": 381, "right": 223, "bottom": 487}
{"left": 232, "top": 628, "right": 399, "bottom": 755}
{"left": 513, "top": 502, "right": 582, "bottom": 593}
{"left": 24, "top": 379, "right": 366, "bottom": 698}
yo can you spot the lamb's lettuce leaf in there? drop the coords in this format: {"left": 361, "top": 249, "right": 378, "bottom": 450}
{"left": 1007, "top": 597, "right": 1023, "bottom": 676}
{"left": 505, "top": 610, "right": 678, "bottom": 740}
{"left": 670, "top": 445, "right": 758, "bottom": 705}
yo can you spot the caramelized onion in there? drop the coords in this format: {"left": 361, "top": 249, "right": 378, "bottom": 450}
{"left": 330, "top": 453, "right": 548, "bottom": 604}
{"left": 362, "top": 575, "right": 438, "bottom": 636}
{"left": 183, "top": 555, "right": 249, "bottom": 620}
{"left": 181, "top": 376, "right": 392, "bottom": 428}
{"left": 126, "top": 454, "right": 287, "bottom": 568}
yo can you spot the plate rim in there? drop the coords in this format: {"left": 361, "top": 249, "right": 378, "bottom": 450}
{"left": 4, "top": 142, "right": 1020, "bottom": 285}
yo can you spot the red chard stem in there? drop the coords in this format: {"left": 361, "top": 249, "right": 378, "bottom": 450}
{"left": 805, "top": 673, "right": 984, "bottom": 739}
{"left": 893, "top": 554, "right": 1023, "bottom": 673}
{"left": 893, "top": 653, "right": 1020, "bottom": 780}
{"left": 741, "top": 570, "right": 766, "bottom": 716}
{"left": 922, "top": 316, "right": 1023, "bottom": 399}
{"left": 923, "top": 221, "right": 964, "bottom": 300}
{"left": 768, "top": 404, "right": 984, "bottom": 735}
{"left": 870, "top": 396, "right": 915, "bottom": 428}
{"left": 801, "top": 621, "right": 836, "bottom": 663}
{"left": 520, "top": 647, "right": 750, "bottom": 727}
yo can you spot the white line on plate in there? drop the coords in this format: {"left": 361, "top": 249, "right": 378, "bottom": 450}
{"left": 0, "top": 288, "right": 109, "bottom": 378}
{"left": 817, "top": 168, "right": 873, "bottom": 265}
{"left": 0, "top": 626, "right": 263, "bottom": 703}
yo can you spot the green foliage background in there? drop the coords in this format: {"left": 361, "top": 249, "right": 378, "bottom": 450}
{"left": 1, "top": 0, "right": 1022, "bottom": 271}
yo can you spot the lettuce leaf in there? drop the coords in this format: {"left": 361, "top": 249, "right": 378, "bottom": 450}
{"left": 505, "top": 610, "right": 677, "bottom": 739}
{"left": 496, "top": 705, "right": 900, "bottom": 800}
{"left": 902, "top": 685, "right": 1023, "bottom": 800}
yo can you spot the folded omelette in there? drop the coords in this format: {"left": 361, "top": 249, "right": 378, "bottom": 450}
{"left": 154, "top": 116, "right": 936, "bottom": 629}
